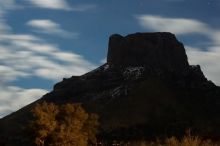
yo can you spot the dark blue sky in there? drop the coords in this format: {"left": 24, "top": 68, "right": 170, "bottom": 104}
{"left": 0, "top": 0, "right": 219, "bottom": 117}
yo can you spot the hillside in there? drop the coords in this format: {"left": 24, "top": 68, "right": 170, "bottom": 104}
{"left": 0, "top": 32, "right": 220, "bottom": 145}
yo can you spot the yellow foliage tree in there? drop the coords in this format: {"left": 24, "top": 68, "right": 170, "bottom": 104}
{"left": 28, "top": 102, "right": 99, "bottom": 146}
{"left": 29, "top": 102, "right": 58, "bottom": 146}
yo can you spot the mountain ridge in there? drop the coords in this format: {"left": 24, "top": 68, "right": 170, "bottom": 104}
{"left": 0, "top": 32, "right": 220, "bottom": 145}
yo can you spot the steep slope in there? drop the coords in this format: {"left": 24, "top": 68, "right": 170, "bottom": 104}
{"left": 0, "top": 32, "right": 220, "bottom": 145}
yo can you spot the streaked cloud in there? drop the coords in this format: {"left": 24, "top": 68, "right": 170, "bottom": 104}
{"left": 136, "top": 15, "right": 209, "bottom": 35}
{"left": 0, "top": 65, "right": 29, "bottom": 82}
{"left": 100, "top": 58, "right": 107, "bottom": 64}
{"left": 0, "top": 33, "right": 96, "bottom": 117}
{"left": 136, "top": 14, "right": 220, "bottom": 85}
{"left": 0, "top": 19, "right": 11, "bottom": 33}
{"left": 211, "top": 31, "right": 220, "bottom": 45}
{"left": 71, "top": 4, "right": 97, "bottom": 12}
{"left": 187, "top": 46, "right": 220, "bottom": 85}
{"left": 0, "top": 34, "right": 40, "bottom": 41}
{"left": 0, "top": 38, "right": 96, "bottom": 81}
{"left": 28, "top": 0, "right": 72, "bottom": 10}
{"left": 27, "top": 19, "right": 78, "bottom": 38}
{"left": 27, "top": 0, "right": 96, "bottom": 11}
{"left": 0, "top": 0, "right": 16, "bottom": 10}
{"left": 0, "top": 0, "right": 23, "bottom": 14}
{"left": 0, "top": 2, "right": 96, "bottom": 118}
{"left": 0, "top": 86, "right": 47, "bottom": 118}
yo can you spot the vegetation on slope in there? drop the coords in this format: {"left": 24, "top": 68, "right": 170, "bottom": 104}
{"left": 25, "top": 102, "right": 99, "bottom": 146}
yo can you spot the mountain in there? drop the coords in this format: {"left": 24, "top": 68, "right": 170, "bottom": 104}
{"left": 1, "top": 32, "right": 220, "bottom": 145}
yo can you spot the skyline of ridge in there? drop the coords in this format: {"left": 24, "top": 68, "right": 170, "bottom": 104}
{"left": 0, "top": 0, "right": 220, "bottom": 118}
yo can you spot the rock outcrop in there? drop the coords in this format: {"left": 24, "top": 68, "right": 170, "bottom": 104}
{"left": 107, "top": 33, "right": 189, "bottom": 73}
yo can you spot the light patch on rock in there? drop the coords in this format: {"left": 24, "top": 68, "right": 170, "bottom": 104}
{"left": 123, "top": 66, "right": 145, "bottom": 79}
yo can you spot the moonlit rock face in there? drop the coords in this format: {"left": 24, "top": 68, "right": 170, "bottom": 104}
{"left": 107, "top": 32, "right": 189, "bottom": 73}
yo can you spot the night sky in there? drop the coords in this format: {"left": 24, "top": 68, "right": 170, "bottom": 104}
{"left": 0, "top": 0, "right": 220, "bottom": 117}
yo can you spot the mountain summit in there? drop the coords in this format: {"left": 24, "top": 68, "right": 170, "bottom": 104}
{"left": 107, "top": 33, "right": 189, "bottom": 72}
{"left": 0, "top": 32, "right": 220, "bottom": 145}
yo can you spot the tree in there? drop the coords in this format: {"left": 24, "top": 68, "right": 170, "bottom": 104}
{"left": 29, "top": 102, "right": 58, "bottom": 146}
{"left": 28, "top": 102, "right": 99, "bottom": 146}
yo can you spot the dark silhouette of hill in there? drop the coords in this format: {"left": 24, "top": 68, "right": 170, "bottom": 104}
{"left": 0, "top": 32, "right": 220, "bottom": 145}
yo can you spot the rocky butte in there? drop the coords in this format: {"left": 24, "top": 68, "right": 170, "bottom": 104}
{"left": 0, "top": 32, "right": 220, "bottom": 145}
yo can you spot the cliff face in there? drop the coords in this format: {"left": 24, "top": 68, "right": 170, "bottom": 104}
{"left": 1, "top": 32, "right": 220, "bottom": 145}
{"left": 107, "top": 33, "right": 189, "bottom": 73}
